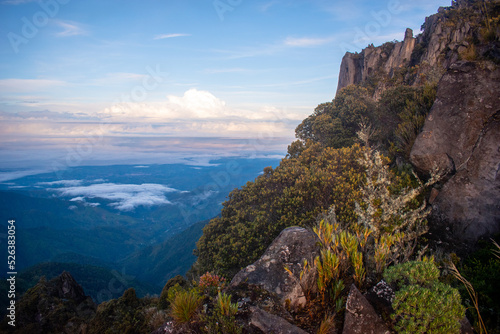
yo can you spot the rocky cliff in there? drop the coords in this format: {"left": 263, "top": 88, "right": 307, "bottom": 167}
{"left": 337, "top": 0, "right": 500, "bottom": 99}
{"left": 338, "top": 0, "right": 500, "bottom": 243}
{"left": 411, "top": 61, "right": 500, "bottom": 241}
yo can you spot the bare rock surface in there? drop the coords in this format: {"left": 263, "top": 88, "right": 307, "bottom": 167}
{"left": 411, "top": 61, "right": 500, "bottom": 241}
{"left": 249, "top": 306, "right": 309, "bottom": 334}
{"left": 230, "top": 226, "right": 319, "bottom": 309}
{"left": 342, "top": 284, "right": 391, "bottom": 334}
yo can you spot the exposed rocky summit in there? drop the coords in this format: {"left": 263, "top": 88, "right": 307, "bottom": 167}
{"left": 337, "top": 0, "right": 499, "bottom": 98}
{"left": 337, "top": 28, "right": 416, "bottom": 97}
{"left": 411, "top": 61, "right": 500, "bottom": 241}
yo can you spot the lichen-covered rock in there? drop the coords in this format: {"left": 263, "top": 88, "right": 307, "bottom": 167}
{"left": 230, "top": 226, "right": 319, "bottom": 309}
{"left": 342, "top": 284, "right": 391, "bottom": 334}
{"left": 411, "top": 61, "right": 500, "bottom": 241}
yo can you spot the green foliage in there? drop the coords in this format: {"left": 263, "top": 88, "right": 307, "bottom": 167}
{"left": 88, "top": 288, "right": 159, "bottom": 334}
{"left": 304, "top": 147, "right": 435, "bottom": 325}
{"left": 295, "top": 86, "right": 375, "bottom": 149}
{"left": 355, "top": 148, "right": 440, "bottom": 272}
{"left": 392, "top": 282, "right": 464, "bottom": 334}
{"left": 170, "top": 289, "right": 203, "bottom": 324}
{"left": 455, "top": 238, "right": 500, "bottom": 333}
{"left": 384, "top": 257, "right": 439, "bottom": 289}
{"left": 158, "top": 275, "right": 188, "bottom": 309}
{"left": 385, "top": 260, "right": 465, "bottom": 334}
{"left": 293, "top": 84, "right": 436, "bottom": 161}
{"left": 376, "top": 84, "right": 436, "bottom": 159}
{"left": 0, "top": 274, "right": 97, "bottom": 334}
{"left": 202, "top": 292, "right": 241, "bottom": 334}
{"left": 195, "top": 143, "right": 366, "bottom": 278}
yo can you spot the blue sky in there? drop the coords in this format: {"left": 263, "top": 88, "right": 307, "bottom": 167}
{"left": 0, "top": 0, "right": 451, "bottom": 170}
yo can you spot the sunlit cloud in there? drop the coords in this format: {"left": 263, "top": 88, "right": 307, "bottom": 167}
{"left": 0, "top": 89, "right": 298, "bottom": 168}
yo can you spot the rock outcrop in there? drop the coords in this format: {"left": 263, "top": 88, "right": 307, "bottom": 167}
{"left": 342, "top": 284, "right": 391, "bottom": 334}
{"left": 230, "top": 226, "right": 319, "bottom": 309}
{"left": 3, "top": 271, "right": 96, "bottom": 334}
{"left": 411, "top": 61, "right": 500, "bottom": 241}
{"left": 337, "top": 28, "right": 416, "bottom": 96}
{"left": 336, "top": 0, "right": 497, "bottom": 98}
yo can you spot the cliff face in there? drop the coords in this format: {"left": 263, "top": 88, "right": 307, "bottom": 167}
{"left": 337, "top": 28, "right": 416, "bottom": 97}
{"left": 336, "top": 0, "right": 500, "bottom": 243}
{"left": 411, "top": 61, "right": 500, "bottom": 241}
{"left": 336, "top": 0, "right": 499, "bottom": 98}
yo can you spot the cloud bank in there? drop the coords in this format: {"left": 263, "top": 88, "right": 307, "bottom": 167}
{"left": 54, "top": 183, "right": 178, "bottom": 211}
{"left": 0, "top": 88, "right": 298, "bottom": 168}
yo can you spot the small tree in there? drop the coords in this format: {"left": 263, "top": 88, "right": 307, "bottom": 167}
{"left": 354, "top": 148, "right": 441, "bottom": 272}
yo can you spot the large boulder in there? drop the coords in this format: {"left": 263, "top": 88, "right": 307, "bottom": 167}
{"left": 230, "top": 226, "right": 319, "bottom": 309}
{"left": 342, "top": 284, "right": 391, "bottom": 334}
{"left": 410, "top": 61, "right": 500, "bottom": 241}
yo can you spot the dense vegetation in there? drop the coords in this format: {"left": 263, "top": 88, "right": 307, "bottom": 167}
{"left": 194, "top": 83, "right": 436, "bottom": 279}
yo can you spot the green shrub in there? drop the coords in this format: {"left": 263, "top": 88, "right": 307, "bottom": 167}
{"left": 385, "top": 260, "right": 465, "bottom": 334}
{"left": 195, "top": 143, "right": 366, "bottom": 278}
{"left": 392, "top": 282, "right": 465, "bottom": 334}
{"left": 158, "top": 275, "right": 188, "bottom": 309}
{"left": 455, "top": 238, "right": 500, "bottom": 333}
{"left": 170, "top": 289, "right": 203, "bottom": 324}
{"left": 383, "top": 258, "right": 439, "bottom": 289}
{"left": 202, "top": 292, "right": 241, "bottom": 334}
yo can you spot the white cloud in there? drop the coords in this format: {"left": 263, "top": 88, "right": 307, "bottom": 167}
{"left": 37, "top": 180, "right": 83, "bottom": 187}
{"left": 53, "top": 183, "right": 178, "bottom": 211}
{"left": 284, "top": 36, "right": 335, "bottom": 47}
{"left": 191, "top": 190, "right": 218, "bottom": 206}
{"left": 204, "top": 68, "right": 250, "bottom": 74}
{"left": 0, "top": 79, "right": 66, "bottom": 93}
{"left": 154, "top": 33, "right": 190, "bottom": 40}
{"left": 166, "top": 88, "right": 227, "bottom": 118}
{"left": 0, "top": 169, "right": 50, "bottom": 182}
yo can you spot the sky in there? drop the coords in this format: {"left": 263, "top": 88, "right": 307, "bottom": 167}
{"left": 0, "top": 0, "right": 452, "bottom": 172}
